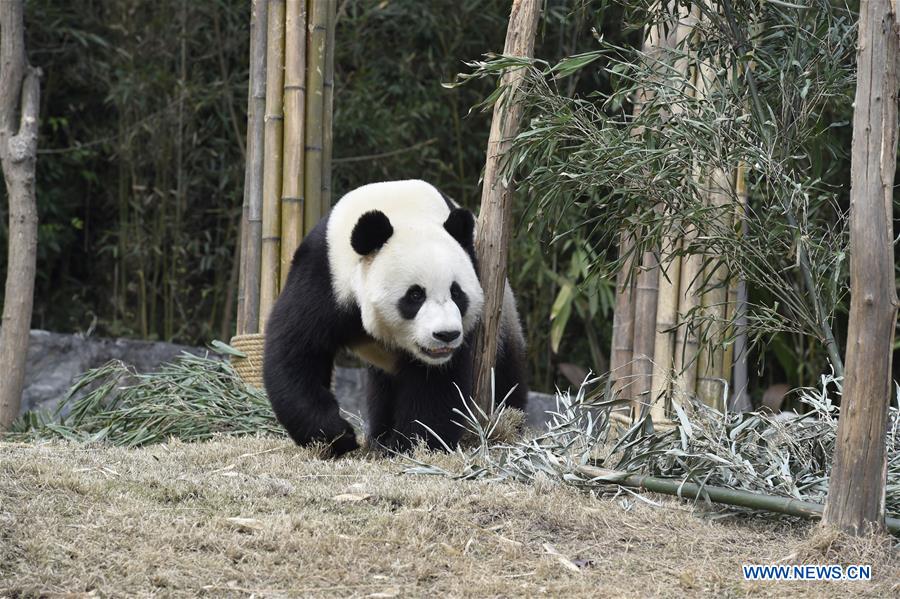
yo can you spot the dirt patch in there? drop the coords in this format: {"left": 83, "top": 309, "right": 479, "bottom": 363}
{"left": 1, "top": 438, "right": 897, "bottom": 597}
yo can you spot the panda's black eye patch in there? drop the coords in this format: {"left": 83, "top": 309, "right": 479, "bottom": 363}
{"left": 398, "top": 285, "right": 426, "bottom": 320}
{"left": 450, "top": 282, "right": 469, "bottom": 317}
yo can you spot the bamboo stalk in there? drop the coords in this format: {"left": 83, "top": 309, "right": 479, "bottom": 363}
{"left": 576, "top": 465, "right": 900, "bottom": 535}
{"left": 303, "top": 0, "right": 327, "bottom": 234}
{"left": 609, "top": 233, "right": 637, "bottom": 401}
{"left": 238, "top": 0, "right": 268, "bottom": 335}
{"left": 673, "top": 227, "right": 702, "bottom": 400}
{"left": 648, "top": 6, "right": 695, "bottom": 421}
{"left": 258, "top": 0, "right": 286, "bottom": 331}
{"left": 320, "top": 0, "right": 337, "bottom": 213}
{"left": 650, "top": 240, "right": 682, "bottom": 421}
{"left": 730, "top": 163, "right": 751, "bottom": 412}
{"left": 619, "top": 11, "right": 665, "bottom": 415}
{"left": 280, "top": 0, "right": 307, "bottom": 288}
{"left": 694, "top": 48, "right": 731, "bottom": 410}
{"left": 631, "top": 251, "right": 660, "bottom": 418}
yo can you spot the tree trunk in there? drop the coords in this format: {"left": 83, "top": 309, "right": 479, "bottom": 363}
{"left": 472, "top": 0, "right": 540, "bottom": 412}
{"left": 822, "top": 0, "right": 899, "bottom": 535}
{"left": 0, "top": 0, "right": 40, "bottom": 430}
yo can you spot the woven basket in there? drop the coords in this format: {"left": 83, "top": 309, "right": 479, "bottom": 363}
{"left": 230, "top": 333, "right": 266, "bottom": 389}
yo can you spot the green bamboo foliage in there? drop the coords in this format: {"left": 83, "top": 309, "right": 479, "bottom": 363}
{"left": 303, "top": 0, "right": 327, "bottom": 234}
{"left": 280, "top": 0, "right": 307, "bottom": 288}
{"left": 259, "top": 0, "right": 286, "bottom": 331}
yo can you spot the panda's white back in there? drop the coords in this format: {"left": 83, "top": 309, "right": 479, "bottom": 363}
{"left": 326, "top": 179, "right": 453, "bottom": 306}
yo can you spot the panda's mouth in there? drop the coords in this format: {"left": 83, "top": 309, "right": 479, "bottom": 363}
{"left": 417, "top": 345, "right": 456, "bottom": 360}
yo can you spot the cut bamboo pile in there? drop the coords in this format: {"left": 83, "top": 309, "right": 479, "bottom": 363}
{"left": 233, "top": 0, "right": 338, "bottom": 373}
{"left": 609, "top": 1, "right": 749, "bottom": 422}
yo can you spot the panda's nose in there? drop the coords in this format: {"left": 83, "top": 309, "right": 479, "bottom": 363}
{"left": 433, "top": 330, "right": 461, "bottom": 343}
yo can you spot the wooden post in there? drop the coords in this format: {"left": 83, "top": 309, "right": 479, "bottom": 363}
{"left": 237, "top": 0, "right": 268, "bottom": 335}
{"left": 280, "top": 0, "right": 307, "bottom": 287}
{"left": 823, "top": 0, "right": 899, "bottom": 535}
{"left": 472, "top": 0, "right": 540, "bottom": 412}
{"left": 258, "top": 0, "right": 286, "bottom": 331}
{"left": 0, "top": 0, "right": 40, "bottom": 430}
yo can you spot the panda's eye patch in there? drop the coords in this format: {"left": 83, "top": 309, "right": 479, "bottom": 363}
{"left": 450, "top": 281, "right": 469, "bottom": 317}
{"left": 398, "top": 285, "right": 426, "bottom": 320}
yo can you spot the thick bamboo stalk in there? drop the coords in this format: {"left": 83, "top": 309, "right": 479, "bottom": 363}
{"left": 696, "top": 167, "right": 732, "bottom": 410}
{"left": 472, "top": 0, "right": 541, "bottom": 413}
{"left": 258, "top": 0, "right": 286, "bottom": 331}
{"left": 650, "top": 240, "right": 682, "bottom": 421}
{"left": 576, "top": 465, "right": 900, "bottom": 534}
{"left": 303, "top": 0, "right": 327, "bottom": 234}
{"left": 616, "top": 11, "right": 665, "bottom": 413}
{"left": 609, "top": 233, "right": 637, "bottom": 400}
{"left": 320, "top": 0, "right": 337, "bottom": 213}
{"left": 727, "top": 162, "right": 752, "bottom": 412}
{"left": 238, "top": 0, "right": 268, "bottom": 335}
{"left": 631, "top": 251, "right": 660, "bottom": 417}
{"left": 824, "top": 0, "right": 899, "bottom": 536}
{"left": 673, "top": 228, "right": 702, "bottom": 399}
{"left": 280, "top": 0, "right": 307, "bottom": 288}
{"left": 648, "top": 6, "right": 695, "bottom": 421}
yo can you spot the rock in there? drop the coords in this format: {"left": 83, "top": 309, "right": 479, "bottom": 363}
{"left": 21, "top": 330, "right": 207, "bottom": 417}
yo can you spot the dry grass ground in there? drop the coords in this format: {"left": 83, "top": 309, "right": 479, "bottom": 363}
{"left": 1, "top": 437, "right": 897, "bottom": 598}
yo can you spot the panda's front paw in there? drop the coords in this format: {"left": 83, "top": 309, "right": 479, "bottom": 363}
{"left": 315, "top": 414, "right": 359, "bottom": 457}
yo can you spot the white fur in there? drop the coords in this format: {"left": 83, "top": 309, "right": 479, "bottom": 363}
{"left": 326, "top": 180, "right": 484, "bottom": 366}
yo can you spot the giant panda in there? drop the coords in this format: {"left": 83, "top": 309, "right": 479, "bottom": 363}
{"left": 263, "top": 179, "right": 527, "bottom": 456}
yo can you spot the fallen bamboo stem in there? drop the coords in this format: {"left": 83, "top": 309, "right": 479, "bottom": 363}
{"left": 576, "top": 465, "right": 900, "bottom": 535}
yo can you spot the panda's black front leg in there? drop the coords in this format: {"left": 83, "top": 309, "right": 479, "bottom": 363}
{"left": 382, "top": 359, "right": 471, "bottom": 452}
{"left": 264, "top": 316, "right": 359, "bottom": 456}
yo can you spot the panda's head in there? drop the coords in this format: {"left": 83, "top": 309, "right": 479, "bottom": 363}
{"left": 349, "top": 207, "right": 484, "bottom": 366}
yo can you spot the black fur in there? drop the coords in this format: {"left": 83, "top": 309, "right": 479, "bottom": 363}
{"left": 264, "top": 197, "right": 527, "bottom": 457}
{"left": 351, "top": 210, "right": 393, "bottom": 255}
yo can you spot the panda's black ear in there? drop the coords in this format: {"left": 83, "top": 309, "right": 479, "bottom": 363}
{"left": 351, "top": 210, "right": 394, "bottom": 255}
{"left": 443, "top": 208, "right": 475, "bottom": 250}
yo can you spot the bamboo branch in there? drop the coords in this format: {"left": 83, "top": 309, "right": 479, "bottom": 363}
{"left": 258, "top": 0, "right": 286, "bottom": 331}
{"left": 472, "top": 0, "right": 541, "bottom": 413}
